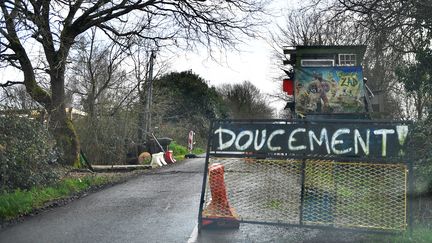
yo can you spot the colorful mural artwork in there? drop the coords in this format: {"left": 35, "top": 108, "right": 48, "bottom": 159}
{"left": 295, "top": 66, "right": 365, "bottom": 113}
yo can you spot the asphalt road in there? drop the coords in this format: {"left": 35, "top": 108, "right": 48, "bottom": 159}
{"left": 0, "top": 158, "right": 205, "bottom": 243}
{"left": 0, "top": 157, "right": 372, "bottom": 243}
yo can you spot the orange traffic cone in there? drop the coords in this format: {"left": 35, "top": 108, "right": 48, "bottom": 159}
{"left": 202, "top": 163, "right": 240, "bottom": 228}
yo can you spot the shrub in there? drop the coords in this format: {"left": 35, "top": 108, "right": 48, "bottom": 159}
{"left": 404, "top": 119, "right": 432, "bottom": 197}
{"left": 169, "top": 141, "right": 188, "bottom": 156}
{"left": 0, "top": 175, "right": 112, "bottom": 220}
{"left": 0, "top": 116, "right": 60, "bottom": 192}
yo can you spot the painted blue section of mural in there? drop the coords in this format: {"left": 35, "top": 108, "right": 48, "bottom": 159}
{"left": 295, "top": 66, "right": 365, "bottom": 113}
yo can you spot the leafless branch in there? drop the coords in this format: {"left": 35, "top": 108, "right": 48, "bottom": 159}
{"left": 0, "top": 80, "right": 25, "bottom": 87}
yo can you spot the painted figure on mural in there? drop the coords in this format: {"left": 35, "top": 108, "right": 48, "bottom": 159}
{"left": 307, "top": 73, "right": 330, "bottom": 112}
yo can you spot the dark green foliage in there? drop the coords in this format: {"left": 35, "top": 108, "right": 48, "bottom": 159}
{"left": 398, "top": 49, "right": 432, "bottom": 93}
{"left": 408, "top": 120, "right": 432, "bottom": 194}
{"left": 168, "top": 141, "right": 205, "bottom": 161}
{"left": 0, "top": 116, "right": 60, "bottom": 191}
{"left": 396, "top": 49, "right": 432, "bottom": 119}
{"left": 153, "top": 70, "right": 228, "bottom": 120}
{"left": 169, "top": 141, "right": 188, "bottom": 156}
{"left": 152, "top": 71, "right": 229, "bottom": 148}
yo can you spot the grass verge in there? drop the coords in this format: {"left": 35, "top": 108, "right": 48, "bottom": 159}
{"left": 0, "top": 175, "right": 115, "bottom": 221}
{"left": 169, "top": 141, "right": 205, "bottom": 161}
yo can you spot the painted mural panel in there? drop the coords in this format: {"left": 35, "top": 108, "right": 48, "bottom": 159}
{"left": 295, "top": 66, "right": 365, "bottom": 113}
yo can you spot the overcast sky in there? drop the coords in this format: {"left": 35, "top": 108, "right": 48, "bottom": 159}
{"left": 169, "top": 0, "right": 291, "bottom": 111}
{"left": 170, "top": 38, "right": 279, "bottom": 99}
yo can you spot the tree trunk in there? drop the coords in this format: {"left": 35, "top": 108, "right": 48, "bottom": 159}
{"left": 49, "top": 106, "right": 81, "bottom": 166}
{"left": 415, "top": 91, "right": 424, "bottom": 120}
{"left": 49, "top": 67, "right": 80, "bottom": 166}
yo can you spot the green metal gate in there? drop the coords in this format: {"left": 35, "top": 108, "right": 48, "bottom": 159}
{"left": 198, "top": 119, "right": 412, "bottom": 232}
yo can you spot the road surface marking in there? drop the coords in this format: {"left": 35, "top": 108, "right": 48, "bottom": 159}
{"left": 187, "top": 224, "right": 199, "bottom": 243}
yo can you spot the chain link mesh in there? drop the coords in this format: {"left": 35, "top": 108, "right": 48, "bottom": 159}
{"left": 202, "top": 157, "right": 407, "bottom": 231}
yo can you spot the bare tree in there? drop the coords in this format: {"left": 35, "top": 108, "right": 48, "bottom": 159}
{"left": 273, "top": 9, "right": 366, "bottom": 48}
{"left": 128, "top": 41, "right": 170, "bottom": 148}
{"left": 0, "top": 0, "right": 269, "bottom": 165}
{"left": 68, "top": 33, "right": 172, "bottom": 164}
{"left": 0, "top": 85, "right": 39, "bottom": 110}
{"left": 68, "top": 29, "right": 129, "bottom": 119}
{"left": 65, "top": 29, "right": 134, "bottom": 164}
{"left": 327, "top": 0, "right": 432, "bottom": 53}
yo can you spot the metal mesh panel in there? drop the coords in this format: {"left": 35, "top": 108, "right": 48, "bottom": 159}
{"left": 202, "top": 157, "right": 408, "bottom": 231}
{"left": 335, "top": 163, "right": 407, "bottom": 230}
{"left": 204, "top": 158, "right": 303, "bottom": 224}
{"left": 303, "top": 160, "right": 407, "bottom": 231}
{"left": 303, "top": 160, "right": 335, "bottom": 225}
